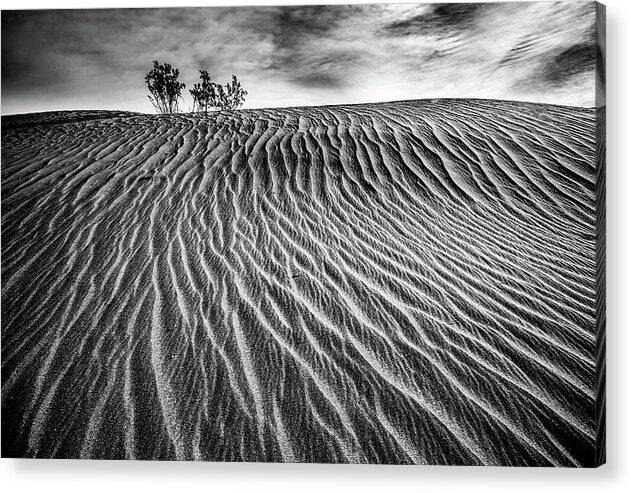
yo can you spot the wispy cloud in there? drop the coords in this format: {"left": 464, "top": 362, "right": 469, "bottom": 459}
{"left": 1, "top": 2, "right": 600, "bottom": 114}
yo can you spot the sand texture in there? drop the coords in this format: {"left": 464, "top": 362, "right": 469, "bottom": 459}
{"left": 1, "top": 99, "right": 605, "bottom": 465}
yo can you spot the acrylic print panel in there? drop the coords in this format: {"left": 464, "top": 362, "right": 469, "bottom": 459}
{"left": 1, "top": 1, "right": 605, "bottom": 466}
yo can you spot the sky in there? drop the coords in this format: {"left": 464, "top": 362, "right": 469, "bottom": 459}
{"left": 1, "top": 2, "right": 603, "bottom": 114}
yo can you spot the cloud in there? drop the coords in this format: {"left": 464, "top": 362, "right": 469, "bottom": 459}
{"left": 383, "top": 3, "right": 487, "bottom": 36}
{"left": 1, "top": 2, "right": 600, "bottom": 114}
{"left": 542, "top": 43, "right": 597, "bottom": 86}
{"left": 247, "top": 6, "right": 367, "bottom": 90}
{"left": 290, "top": 73, "right": 343, "bottom": 89}
{"left": 267, "top": 6, "right": 343, "bottom": 49}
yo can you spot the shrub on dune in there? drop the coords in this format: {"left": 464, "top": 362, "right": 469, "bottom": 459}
{"left": 220, "top": 75, "right": 248, "bottom": 110}
{"left": 190, "top": 69, "right": 218, "bottom": 114}
{"left": 145, "top": 60, "right": 186, "bottom": 114}
{"left": 189, "top": 71, "right": 248, "bottom": 113}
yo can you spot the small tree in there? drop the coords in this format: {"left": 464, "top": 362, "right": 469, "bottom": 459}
{"left": 188, "top": 71, "right": 248, "bottom": 113}
{"left": 220, "top": 75, "right": 247, "bottom": 110}
{"left": 190, "top": 69, "right": 220, "bottom": 114}
{"left": 145, "top": 60, "right": 186, "bottom": 114}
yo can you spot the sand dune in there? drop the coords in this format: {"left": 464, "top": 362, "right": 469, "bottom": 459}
{"left": 1, "top": 99, "right": 604, "bottom": 465}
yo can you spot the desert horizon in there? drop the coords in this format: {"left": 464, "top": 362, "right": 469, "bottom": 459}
{"left": 1, "top": 95, "right": 604, "bottom": 118}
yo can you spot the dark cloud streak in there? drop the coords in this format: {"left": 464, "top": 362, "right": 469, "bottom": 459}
{"left": 255, "top": 6, "right": 365, "bottom": 89}
{"left": 383, "top": 3, "right": 487, "bottom": 36}
{"left": 542, "top": 43, "right": 597, "bottom": 86}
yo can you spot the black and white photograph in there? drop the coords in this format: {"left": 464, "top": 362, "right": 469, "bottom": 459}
{"left": 1, "top": 0, "right": 607, "bottom": 470}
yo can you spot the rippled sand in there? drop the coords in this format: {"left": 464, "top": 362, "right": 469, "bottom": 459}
{"left": 1, "top": 100, "right": 605, "bottom": 465}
